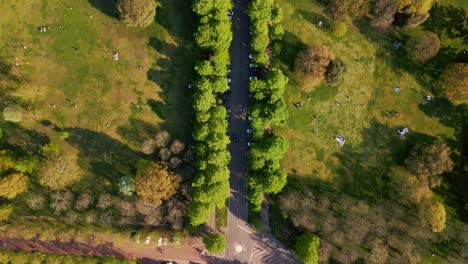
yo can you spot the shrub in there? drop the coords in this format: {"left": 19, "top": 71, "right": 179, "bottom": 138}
{"left": 406, "top": 31, "right": 440, "bottom": 62}
{"left": 25, "top": 194, "right": 45, "bottom": 211}
{"left": 74, "top": 193, "right": 94, "bottom": 211}
{"left": 158, "top": 147, "right": 172, "bottom": 161}
{"left": 295, "top": 233, "right": 320, "bottom": 264}
{"left": 116, "top": 0, "right": 157, "bottom": 27}
{"left": 141, "top": 139, "right": 155, "bottom": 154}
{"left": 50, "top": 191, "right": 73, "bottom": 214}
{"left": 0, "top": 172, "right": 29, "bottom": 199}
{"left": 2, "top": 106, "right": 23, "bottom": 123}
{"left": 97, "top": 193, "right": 113, "bottom": 210}
{"left": 116, "top": 199, "right": 136, "bottom": 217}
{"left": 325, "top": 59, "right": 347, "bottom": 86}
{"left": 437, "top": 63, "right": 468, "bottom": 105}
{"left": 0, "top": 204, "right": 13, "bottom": 221}
{"left": 154, "top": 130, "right": 171, "bottom": 147}
{"left": 170, "top": 140, "right": 185, "bottom": 155}
{"left": 169, "top": 157, "right": 182, "bottom": 169}
{"left": 332, "top": 22, "right": 348, "bottom": 37}
{"left": 118, "top": 176, "right": 135, "bottom": 196}
{"left": 203, "top": 233, "right": 226, "bottom": 254}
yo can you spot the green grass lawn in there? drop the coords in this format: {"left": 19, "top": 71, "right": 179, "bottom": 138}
{"left": 276, "top": 0, "right": 458, "bottom": 188}
{"left": 215, "top": 205, "right": 227, "bottom": 229}
{"left": 274, "top": 0, "right": 467, "bottom": 261}
{"left": 0, "top": 0, "right": 194, "bottom": 193}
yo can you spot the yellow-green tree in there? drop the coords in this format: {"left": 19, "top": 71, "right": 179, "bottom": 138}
{"left": 437, "top": 63, "right": 468, "bottom": 105}
{"left": 418, "top": 201, "right": 446, "bottom": 232}
{"left": 117, "top": 0, "right": 157, "bottom": 27}
{"left": 38, "top": 155, "right": 82, "bottom": 190}
{"left": 0, "top": 173, "right": 29, "bottom": 199}
{"left": 135, "top": 163, "right": 180, "bottom": 207}
{"left": 295, "top": 233, "right": 320, "bottom": 264}
{"left": 0, "top": 150, "right": 15, "bottom": 172}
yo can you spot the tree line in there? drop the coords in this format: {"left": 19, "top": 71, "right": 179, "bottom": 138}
{"left": 188, "top": 0, "right": 233, "bottom": 226}
{"left": 247, "top": 0, "right": 289, "bottom": 212}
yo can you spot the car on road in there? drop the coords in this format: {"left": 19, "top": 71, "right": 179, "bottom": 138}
{"left": 227, "top": 64, "right": 231, "bottom": 73}
{"left": 248, "top": 115, "right": 253, "bottom": 120}
{"left": 249, "top": 63, "right": 257, "bottom": 68}
{"left": 187, "top": 84, "right": 193, "bottom": 89}
{"left": 227, "top": 78, "right": 231, "bottom": 83}
{"left": 247, "top": 128, "right": 253, "bottom": 134}
{"left": 227, "top": 85, "right": 231, "bottom": 90}
{"left": 249, "top": 76, "right": 257, "bottom": 81}
{"left": 249, "top": 54, "right": 253, "bottom": 59}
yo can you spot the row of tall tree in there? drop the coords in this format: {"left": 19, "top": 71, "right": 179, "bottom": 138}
{"left": 188, "top": 0, "right": 233, "bottom": 226}
{"left": 247, "top": 1, "right": 289, "bottom": 211}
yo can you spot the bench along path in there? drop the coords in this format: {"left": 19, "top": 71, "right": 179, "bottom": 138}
{"left": 224, "top": 0, "right": 300, "bottom": 263}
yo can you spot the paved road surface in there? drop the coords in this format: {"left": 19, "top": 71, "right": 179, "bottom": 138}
{"left": 225, "top": 0, "right": 300, "bottom": 263}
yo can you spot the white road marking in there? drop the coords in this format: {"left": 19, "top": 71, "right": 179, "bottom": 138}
{"left": 237, "top": 224, "right": 253, "bottom": 234}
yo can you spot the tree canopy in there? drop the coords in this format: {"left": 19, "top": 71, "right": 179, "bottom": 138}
{"left": 116, "top": 0, "right": 157, "bottom": 27}
{"left": 0, "top": 173, "right": 28, "bottom": 199}
{"left": 437, "top": 63, "right": 468, "bottom": 105}
{"left": 203, "top": 233, "right": 226, "bottom": 254}
{"left": 418, "top": 201, "right": 446, "bottom": 232}
{"left": 405, "top": 143, "right": 454, "bottom": 188}
{"left": 135, "top": 163, "right": 180, "bottom": 207}
{"left": 406, "top": 31, "right": 440, "bottom": 62}
{"left": 295, "top": 233, "right": 320, "bottom": 264}
{"left": 38, "top": 155, "right": 82, "bottom": 190}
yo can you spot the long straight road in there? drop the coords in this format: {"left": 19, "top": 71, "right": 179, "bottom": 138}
{"left": 225, "top": 0, "right": 253, "bottom": 262}
{"left": 225, "top": 0, "right": 300, "bottom": 263}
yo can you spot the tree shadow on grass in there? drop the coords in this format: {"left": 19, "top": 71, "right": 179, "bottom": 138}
{"left": 65, "top": 127, "right": 143, "bottom": 190}
{"left": 146, "top": 37, "right": 194, "bottom": 141}
{"left": 88, "top": 0, "right": 118, "bottom": 19}
{"left": 116, "top": 118, "right": 159, "bottom": 145}
{"left": 155, "top": 0, "right": 196, "bottom": 44}
{"left": 0, "top": 121, "right": 50, "bottom": 155}
{"left": 297, "top": 9, "right": 332, "bottom": 32}
{"left": 332, "top": 119, "right": 436, "bottom": 202}
{"left": 280, "top": 32, "right": 307, "bottom": 72}
{"left": 422, "top": 3, "right": 468, "bottom": 44}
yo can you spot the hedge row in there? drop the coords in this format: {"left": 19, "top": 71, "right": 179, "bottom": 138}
{"left": 247, "top": 1, "right": 289, "bottom": 211}
{"left": 188, "top": 0, "right": 233, "bottom": 226}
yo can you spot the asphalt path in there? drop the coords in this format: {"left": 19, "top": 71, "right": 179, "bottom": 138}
{"left": 225, "top": 0, "right": 300, "bottom": 263}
